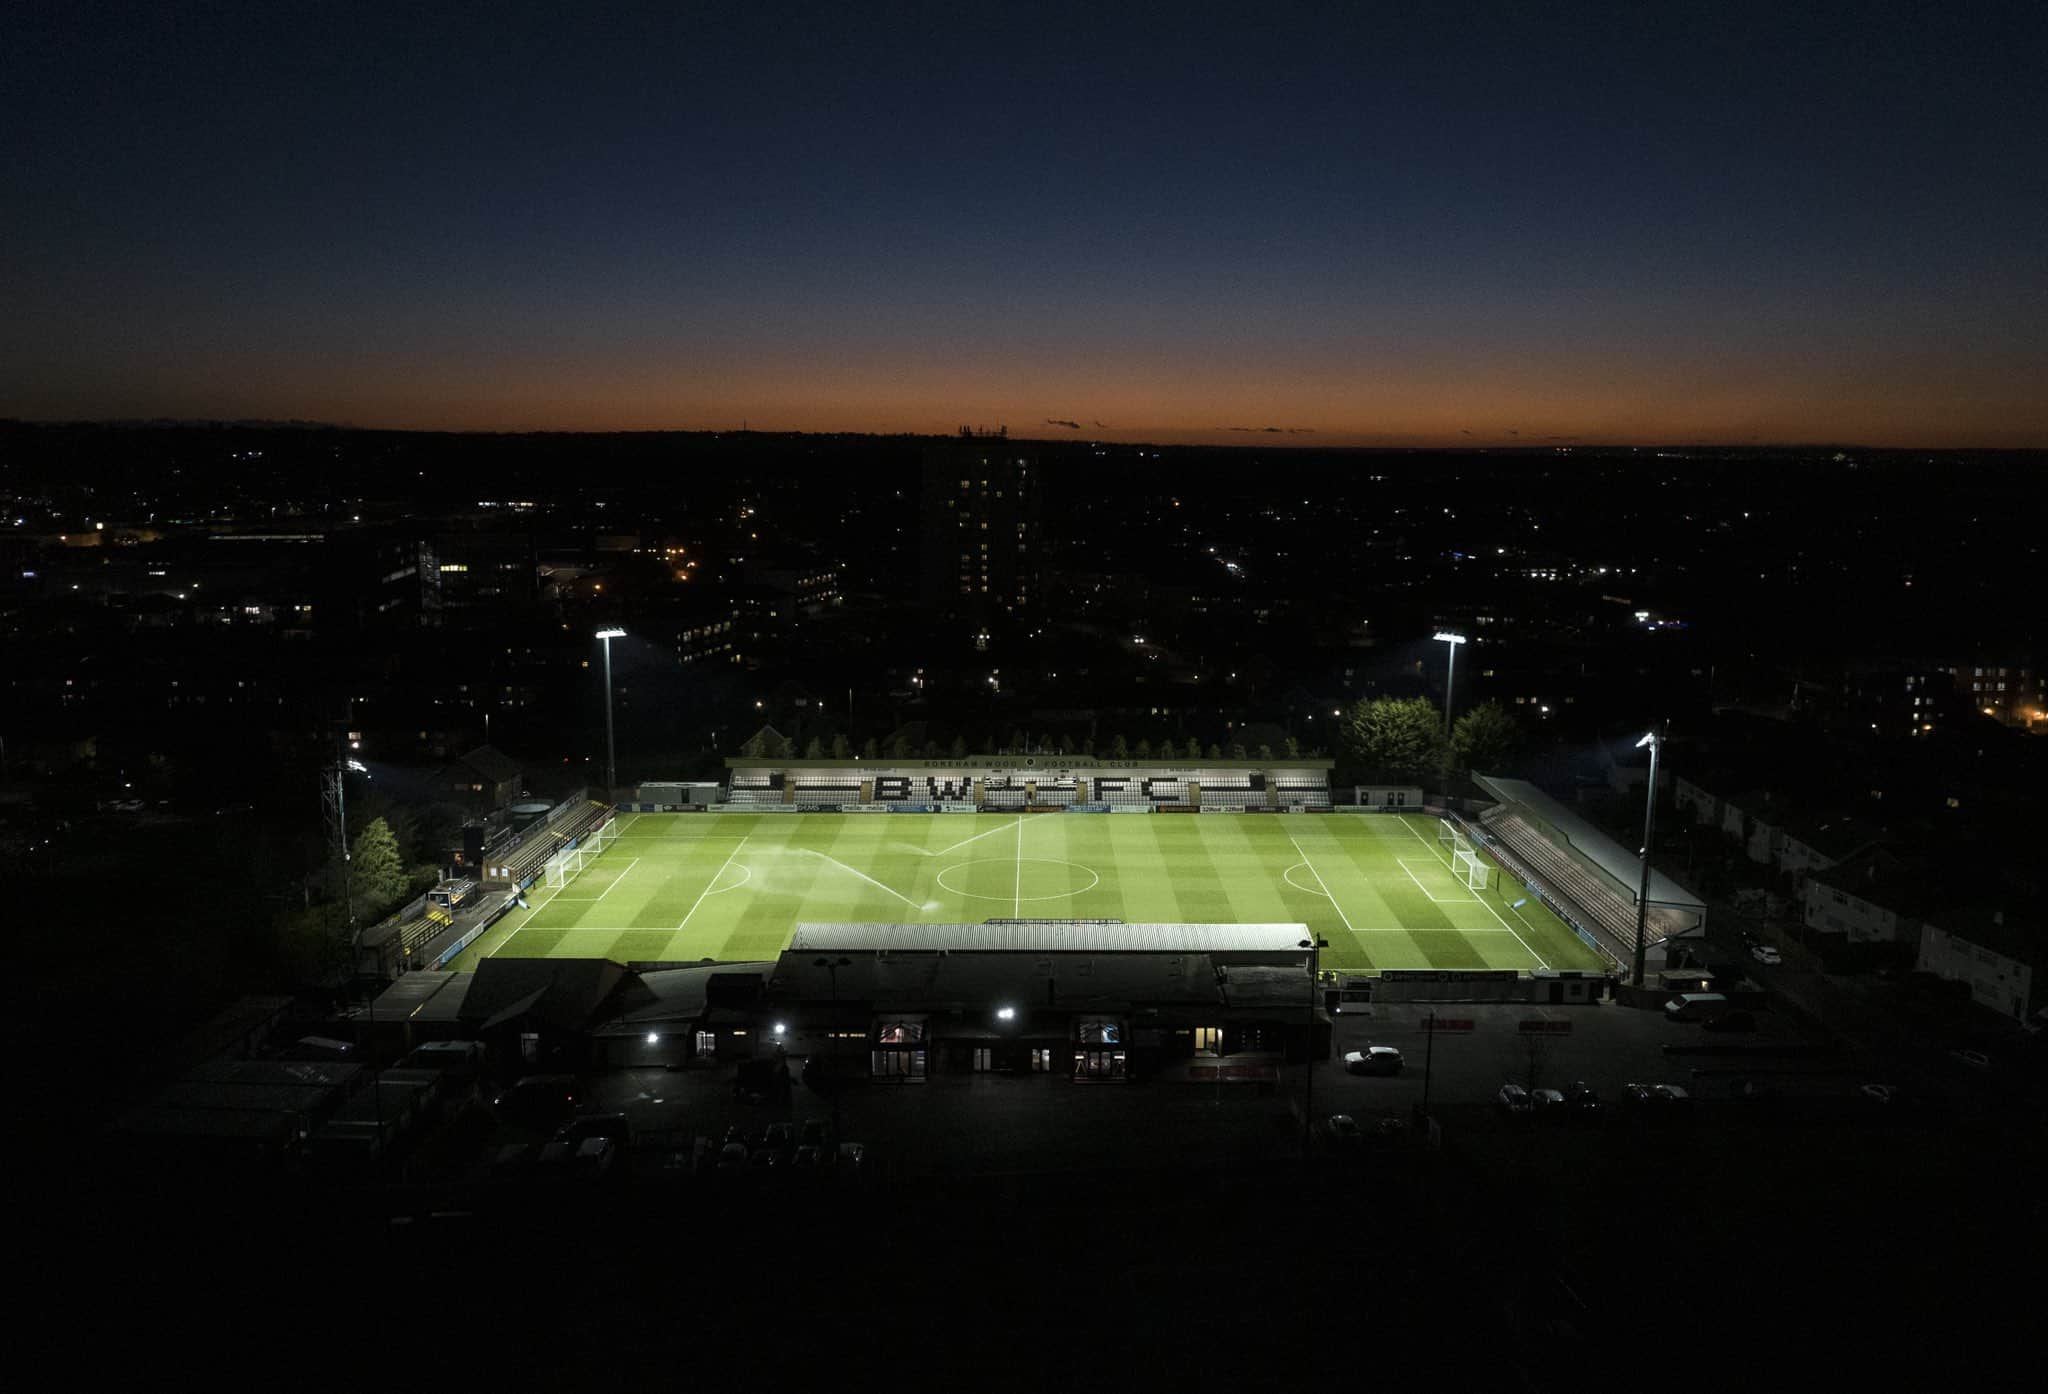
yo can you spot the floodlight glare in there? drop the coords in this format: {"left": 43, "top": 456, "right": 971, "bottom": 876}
{"left": 595, "top": 627, "right": 626, "bottom": 639}
{"left": 1636, "top": 732, "right": 1657, "bottom": 749}
{"left": 646, "top": 1032, "right": 660, "bottom": 1045}
{"left": 996, "top": 1006, "right": 1017, "bottom": 1021}
{"left": 1433, "top": 631, "right": 1467, "bottom": 644}
{"left": 773, "top": 1022, "right": 787, "bottom": 1035}
{"left": 345, "top": 759, "right": 369, "bottom": 774}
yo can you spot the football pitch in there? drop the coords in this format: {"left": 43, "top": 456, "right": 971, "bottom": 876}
{"left": 453, "top": 812, "right": 1609, "bottom": 976}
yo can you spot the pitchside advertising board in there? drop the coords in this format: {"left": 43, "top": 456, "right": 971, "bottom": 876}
{"left": 1377, "top": 969, "right": 1520, "bottom": 983}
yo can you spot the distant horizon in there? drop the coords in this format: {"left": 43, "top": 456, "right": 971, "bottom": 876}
{"left": 7, "top": 414, "right": 2045, "bottom": 454}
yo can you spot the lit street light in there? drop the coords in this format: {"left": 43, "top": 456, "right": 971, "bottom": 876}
{"left": 1433, "top": 632, "right": 1467, "bottom": 735}
{"left": 1298, "top": 934, "right": 1329, "bottom": 1157}
{"left": 1631, "top": 727, "right": 1664, "bottom": 988}
{"left": 595, "top": 628, "right": 626, "bottom": 798}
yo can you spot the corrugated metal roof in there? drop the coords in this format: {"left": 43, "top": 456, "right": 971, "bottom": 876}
{"left": 790, "top": 922, "right": 1311, "bottom": 954}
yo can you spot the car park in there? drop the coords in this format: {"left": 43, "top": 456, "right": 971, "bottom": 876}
{"left": 493, "top": 1075, "right": 580, "bottom": 1133}
{"left": 1344, "top": 1046, "right": 1404, "bottom": 1076}
{"left": 1565, "top": 1081, "right": 1602, "bottom": 1117}
{"left": 1496, "top": 1083, "right": 1534, "bottom": 1117}
{"left": 1531, "top": 1088, "right": 1568, "bottom": 1118}
{"left": 1322, "top": 1114, "right": 1363, "bottom": 1150}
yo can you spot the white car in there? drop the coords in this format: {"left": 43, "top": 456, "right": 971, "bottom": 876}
{"left": 1860, "top": 1083, "right": 1896, "bottom": 1105}
{"left": 1344, "top": 1046, "right": 1404, "bottom": 1076}
{"left": 1496, "top": 1083, "right": 1534, "bottom": 1116}
{"left": 1751, "top": 945, "right": 1783, "bottom": 965}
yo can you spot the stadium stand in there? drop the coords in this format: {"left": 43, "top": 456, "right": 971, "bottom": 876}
{"left": 726, "top": 773, "right": 784, "bottom": 806}
{"left": 1273, "top": 774, "right": 1332, "bottom": 810}
{"left": 792, "top": 776, "right": 862, "bottom": 808}
{"left": 1471, "top": 808, "right": 1685, "bottom": 963}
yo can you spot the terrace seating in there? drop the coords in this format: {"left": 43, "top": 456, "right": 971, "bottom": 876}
{"left": 1474, "top": 811, "right": 1689, "bottom": 959}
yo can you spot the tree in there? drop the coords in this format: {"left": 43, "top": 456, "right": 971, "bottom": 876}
{"left": 1282, "top": 735, "right": 1300, "bottom": 760}
{"left": 804, "top": 735, "right": 825, "bottom": 760}
{"left": 1207, "top": 742, "right": 1223, "bottom": 760}
{"left": 829, "top": 734, "right": 851, "bottom": 761}
{"left": 861, "top": 737, "right": 879, "bottom": 760}
{"left": 888, "top": 733, "right": 912, "bottom": 759}
{"left": 1449, "top": 700, "right": 1522, "bottom": 774}
{"left": 1056, "top": 732, "right": 1074, "bottom": 757}
{"left": 1342, "top": 696, "right": 1446, "bottom": 782}
{"left": 1134, "top": 738, "right": 1152, "bottom": 759}
{"left": 1256, "top": 743, "right": 1273, "bottom": 760}
{"left": 349, "top": 817, "right": 409, "bottom": 923}
{"left": 764, "top": 730, "right": 794, "bottom": 760}
{"left": 949, "top": 735, "right": 968, "bottom": 759}
{"left": 1082, "top": 737, "right": 1096, "bottom": 756}
{"left": 1228, "top": 741, "right": 1246, "bottom": 760}
{"left": 1110, "top": 735, "right": 1128, "bottom": 759}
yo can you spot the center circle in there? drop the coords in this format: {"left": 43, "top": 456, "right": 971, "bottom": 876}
{"left": 936, "top": 858, "right": 1102, "bottom": 903}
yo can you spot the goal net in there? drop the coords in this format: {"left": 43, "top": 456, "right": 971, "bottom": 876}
{"left": 543, "top": 819, "right": 618, "bottom": 890}
{"left": 1438, "top": 819, "right": 1472, "bottom": 854}
{"left": 1452, "top": 847, "right": 1493, "bottom": 891}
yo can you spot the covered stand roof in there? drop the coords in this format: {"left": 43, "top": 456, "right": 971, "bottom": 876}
{"left": 1474, "top": 774, "right": 1706, "bottom": 914}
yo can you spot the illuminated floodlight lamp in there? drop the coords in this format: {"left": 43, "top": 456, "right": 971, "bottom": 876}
{"left": 594, "top": 627, "right": 626, "bottom": 640}
{"left": 1636, "top": 731, "right": 1658, "bottom": 749}
{"left": 996, "top": 1006, "right": 1017, "bottom": 1021}
{"left": 646, "top": 1032, "right": 660, "bottom": 1045}
{"left": 345, "top": 759, "right": 369, "bottom": 774}
{"left": 1434, "top": 632, "right": 1467, "bottom": 734}
{"left": 772, "top": 1022, "right": 787, "bottom": 1036}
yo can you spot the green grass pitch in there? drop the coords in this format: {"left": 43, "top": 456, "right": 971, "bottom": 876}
{"left": 451, "top": 811, "right": 1609, "bottom": 976}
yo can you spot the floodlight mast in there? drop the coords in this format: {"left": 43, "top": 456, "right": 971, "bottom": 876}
{"left": 1631, "top": 725, "right": 1665, "bottom": 988}
{"left": 1434, "top": 632, "right": 1467, "bottom": 735}
{"left": 596, "top": 629, "right": 626, "bottom": 798}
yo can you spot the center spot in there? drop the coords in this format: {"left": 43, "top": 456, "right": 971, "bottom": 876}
{"left": 935, "top": 858, "right": 1103, "bottom": 903}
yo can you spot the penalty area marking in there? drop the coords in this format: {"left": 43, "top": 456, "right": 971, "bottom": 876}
{"left": 1396, "top": 857, "right": 1476, "bottom": 903}
{"left": 1398, "top": 815, "right": 1549, "bottom": 969}
{"left": 1287, "top": 836, "right": 1357, "bottom": 933}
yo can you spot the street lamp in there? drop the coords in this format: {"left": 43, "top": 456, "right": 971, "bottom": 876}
{"left": 1631, "top": 727, "right": 1665, "bottom": 988}
{"left": 1298, "top": 934, "right": 1329, "bottom": 1158}
{"left": 1433, "top": 632, "right": 1467, "bottom": 735}
{"left": 595, "top": 628, "right": 625, "bottom": 797}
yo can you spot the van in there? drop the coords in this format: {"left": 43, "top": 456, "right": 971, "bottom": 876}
{"left": 1663, "top": 993, "right": 1729, "bottom": 1023}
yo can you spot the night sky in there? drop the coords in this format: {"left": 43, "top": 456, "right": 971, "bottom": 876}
{"left": 5, "top": 1, "right": 2044, "bottom": 445}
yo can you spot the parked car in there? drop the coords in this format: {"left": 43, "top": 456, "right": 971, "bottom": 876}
{"left": 1531, "top": 1088, "right": 1569, "bottom": 1118}
{"left": 1322, "top": 1114, "right": 1363, "bottom": 1150}
{"left": 1702, "top": 1010, "right": 1759, "bottom": 1033}
{"left": 1946, "top": 1048, "right": 1992, "bottom": 1072}
{"left": 1565, "top": 1081, "right": 1602, "bottom": 1117}
{"left": 571, "top": 1135, "right": 617, "bottom": 1177}
{"left": 798, "top": 1118, "right": 829, "bottom": 1149}
{"left": 715, "top": 1142, "right": 749, "bottom": 1170}
{"left": 556, "top": 1113, "right": 632, "bottom": 1150}
{"left": 792, "top": 1144, "right": 825, "bottom": 1168}
{"left": 1496, "top": 1083, "right": 1534, "bottom": 1117}
{"left": 1751, "top": 945, "right": 1783, "bottom": 966}
{"left": 1344, "top": 1046, "right": 1404, "bottom": 1076}
{"left": 837, "top": 1142, "right": 866, "bottom": 1172}
{"left": 1860, "top": 1083, "right": 1897, "bottom": 1105}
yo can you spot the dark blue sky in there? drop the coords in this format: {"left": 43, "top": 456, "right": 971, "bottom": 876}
{"left": 5, "top": 0, "right": 2044, "bottom": 443}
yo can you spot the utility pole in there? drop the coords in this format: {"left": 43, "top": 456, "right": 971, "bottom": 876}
{"left": 1631, "top": 725, "right": 1666, "bottom": 989}
{"left": 1299, "top": 935, "right": 1328, "bottom": 1158}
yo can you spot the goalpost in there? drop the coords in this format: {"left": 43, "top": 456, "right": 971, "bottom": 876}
{"left": 544, "top": 818, "right": 619, "bottom": 889}
{"left": 1451, "top": 847, "right": 1493, "bottom": 892}
{"left": 1439, "top": 819, "right": 1472, "bottom": 854}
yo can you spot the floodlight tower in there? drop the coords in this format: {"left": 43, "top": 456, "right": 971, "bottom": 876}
{"left": 596, "top": 628, "right": 626, "bottom": 798}
{"left": 1630, "top": 726, "right": 1665, "bottom": 988}
{"left": 1433, "top": 632, "right": 1468, "bottom": 735}
{"left": 320, "top": 749, "right": 371, "bottom": 964}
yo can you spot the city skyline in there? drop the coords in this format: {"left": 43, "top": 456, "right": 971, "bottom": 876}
{"left": 5, "top": 2, "right": 2045, "bottom": 447}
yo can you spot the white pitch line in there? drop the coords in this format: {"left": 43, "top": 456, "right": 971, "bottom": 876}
{"left": 1402, "top": 816, "right": 1549, "bottom": 969}
{"left": 918, "top": 811, "right": 1053, "bottom": 858}
{"left": 1397, "top": 857, "right": 1474, "bottom": 903}
{"left": 678, "top": 836, "right": 750, "bottom": 930}
{"left": 1014, "top": 816, "right": 1024, "bottom": 918}
{"left": 1288, "top": 835, "right": 1356, "bottom": 933}
{"left": 587, "top": 857, "right": 639, "bottom": 904}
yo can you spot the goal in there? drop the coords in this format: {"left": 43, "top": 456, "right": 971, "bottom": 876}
{"left": 1438, "top": 818, "right": 1472, "bottom": 854}
{"left": 1451, "top": 847, "right": 1493, "bottom": 892}
{"left": 543, "top": 818, "right": 618, "bottom": 889}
